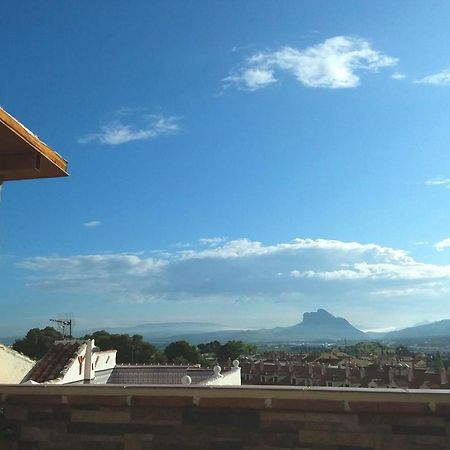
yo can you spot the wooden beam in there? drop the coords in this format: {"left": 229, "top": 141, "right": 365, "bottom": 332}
{"left": 0, "top": 153, "right": 41, "bottom": 174}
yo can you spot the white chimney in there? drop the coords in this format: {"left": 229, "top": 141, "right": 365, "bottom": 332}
{"left": 441, "top": 368, "right": 448, "bottom": 385}
{"left": 84, "top": 339, "right": 95, "bottom": 381}
{"left": 408, "top": 366, "right": 414, "bottom": 383}
{"left": 321, "top": 364, "right": 326, "bottom": 376}
{"left": 388, "top": 367, "right": 395, "bottom": 384}
{"left": 345, "top": 365, "right": 350, "bottom": 380}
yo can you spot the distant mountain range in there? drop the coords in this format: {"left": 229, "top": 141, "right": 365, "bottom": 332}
{"left": 147, "top": 310, "right": 450, "bottom": 344}
{"left": 375, "top": 319, "right": 450, "bottom": 341}
{"left": 148, "top": 309, "right": 367, "bottom": 344}
{"left": 79, "top": 322, "right": 234, "bottom": 342}
{"left": 2, "top": 310, "right": 450, "bottom": 346}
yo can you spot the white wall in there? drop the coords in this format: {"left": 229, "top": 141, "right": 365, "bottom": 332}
{"left": 52, "top": 341, "right": 88, "bottom": 384}
{"left": 0, "top": 344, "right": 35, "bottom": 384}
{"left": 47, "top": 341, "right": 117, "bottom": 385}
{"left": 200, "top": 364, "right": 242, "bottom": 386}
{"left": 93, "top": 350, "right": 117, "bottom": 373}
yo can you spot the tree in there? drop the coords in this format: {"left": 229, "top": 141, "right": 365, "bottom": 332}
{"left": 164, "top": 341, "right": 200, "bottom": 364}
{"left": 433, "top": 351, "right": 445, "bottom": 372}
{"left": 218, "top": 341, "right": 257, "bottom": 362}
{"left": 395, "top": 345, "right": 412, "bottom": 358}
{"left": 198, "top": 340, "right": 221, "bottom": 355}
{"left": 13, "top": 327, "right": 63, "bottom": 359}
{"left": 82, "top": 331, "right": 165, "bottom": 364}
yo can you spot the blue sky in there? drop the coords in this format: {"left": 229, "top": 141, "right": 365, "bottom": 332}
{"left": 2, "top": 1, "right": 450, "bottom": 336}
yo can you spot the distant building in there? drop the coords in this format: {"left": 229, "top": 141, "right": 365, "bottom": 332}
{"left": 241, "top": 358, "right": 450, "bottom": 390}
{"left": 22, "top": 339, "right": 116, "bottom": 385}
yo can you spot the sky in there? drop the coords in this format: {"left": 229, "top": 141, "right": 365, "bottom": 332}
{"left": 2, "top": 1, "right": 450, "bottom": 336}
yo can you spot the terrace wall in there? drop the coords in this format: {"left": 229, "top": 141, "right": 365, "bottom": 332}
{"left": 1, "top": 384, "right": 450, "bottom": 449}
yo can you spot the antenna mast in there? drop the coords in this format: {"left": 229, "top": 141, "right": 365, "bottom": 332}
{"left": 50, "top": 319, "right": 72, "bottom": 339}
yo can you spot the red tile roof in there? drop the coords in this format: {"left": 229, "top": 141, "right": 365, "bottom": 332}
{"left": 25, "top": 341, "right": 83, "bottom": 383}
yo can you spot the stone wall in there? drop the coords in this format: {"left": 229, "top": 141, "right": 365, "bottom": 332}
{"left": 1, "top": 384, "right": 450, "bottom": 449}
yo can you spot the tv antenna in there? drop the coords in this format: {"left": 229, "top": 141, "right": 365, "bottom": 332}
{"left": 50, "top": 318, "right": 72, "bottom": 339}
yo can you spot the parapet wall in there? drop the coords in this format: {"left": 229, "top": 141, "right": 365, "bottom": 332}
{"left": 1, "top": 384, "right": 450, "bottom": 449}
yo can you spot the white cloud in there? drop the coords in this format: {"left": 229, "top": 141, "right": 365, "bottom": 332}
{"left": 83, "top": 221, "right": 101, "bottom": 228}
{"left": 223, "top": 36, "right": 397, "bottom": 91}
{"left": 362, "top": 325, "right": 399, "bottom": 333}
{"left": 370, "top": 285, "right": 444, "bottom": 297}
{"left": 289, "top": 259, "right": 450, "bottom": 282}
{"left": 198, "top": 237, "right": 227, "bottom": 246}
{"left": 79, "top": 109, "right": 180, "bottom": 145}
{"left": 223, "top": 68, "right": 277, "bottom": 91}
{"left": 18, "top": 237, "right": 450, "bottom": 306}
{"left": 415, "top": 70, "right": 450, "bottom": 86}
{"left": 391, "top": 72, "right": 406, "bottom": 80}
{"left": 19, "top": 254, "right": 167, "bottom": 301}
{"left": 425, "top": 176, "right": 450, "bottom": 188}
{"left": 173, "top": 242, "right": 191, "bottom": 249}
{"left": 412, "top": 240, "right": 429, "bottom": 246}
{"left": 435, "top": 238, "right": 450, "bottom": 251}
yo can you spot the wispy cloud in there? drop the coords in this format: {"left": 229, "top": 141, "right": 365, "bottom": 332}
{"left": 425, "top": 176, "right": 450, "bottom": 188}
{"left": 435, "top": 238, "right": 450, "bottom": 252}
{"left": 391, "top": 72, "right": 406, "bottom": 80}
{"left": 224, "top": 68, "right": 277, "bottom": 91}
{"left": 415, "top": 70, "right": 450, "bottom": 86}
{"left": 83, "top": 220, "right": 101, "bottom": 228}
{"left": 79, "top": 109, "right": 181, "bottom": 145}
{"left": 198, "top": 237, "right": 227, "bottom": 246}
{"left": 370, "top": 285, "right": 444, "bottom": 297}
{"left": 223, "top": 36, "right": 397, "bottom": 91}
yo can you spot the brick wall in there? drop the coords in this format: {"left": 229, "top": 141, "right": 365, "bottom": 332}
{"left": 1, "top": 384, "right": 450, "bottom": 449}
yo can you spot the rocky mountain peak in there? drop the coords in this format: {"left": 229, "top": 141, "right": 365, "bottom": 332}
{"left": 302, "top": 308, "right": 337, "bottom": 325}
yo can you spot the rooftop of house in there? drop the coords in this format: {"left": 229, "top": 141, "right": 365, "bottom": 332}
{"left": 24, "top": 341, "right": 84, "bottom": 383}
{"left": 106, "top": 365, "right": 216, "bottom": 385}
{"left": 0, "top": 106, "right": 67, "bottom": 181}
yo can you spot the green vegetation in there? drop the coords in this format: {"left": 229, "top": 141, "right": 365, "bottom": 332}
{"left": 12, "top": 327, "right": 257, "bottom": 367}
{"left": 164, "top": 340, "right": 201, "bottom": 364}
{"left": 341, "top": 341, "right": 391, "bottom": 357}
{"left": 13, "top": 327, "right": 63, "bottom": 359}
{"left": 198, "top": 340, "right": 257, "bottom": 362}
{"left": 82, "top": 330, "right": 166, "bottom": 364}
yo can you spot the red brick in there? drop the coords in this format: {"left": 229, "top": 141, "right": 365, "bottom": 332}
{"left": 198, "top": 397, "right": 266, "bottom": 409}
{"left": 348, "top": 401, "right": 379, "bottom": 413}
{"left": 131, "top": 406, "right": 182, "bottom": 423}
{"left": 6, "top": 395, "right": 63, "bottom": 405}
{"left": 271, "top": 399, "right": 345, "bottom": 412}
{"left": 377, "top": 402, "right": 429, "bottom": 414}
{"left": 71, "top": 407, "right": 130, "bottom": 423}
{"left": 131, "top": 395, "right": 193, "bottom": 408}
{"left": 435, "top": 403, "right": 450, "bottom": 414}
{"left": 67, "top": 395, "right": 128, "bottom": 407}
{"left": 349, "top": 401, "right": 429, "bottom": 414}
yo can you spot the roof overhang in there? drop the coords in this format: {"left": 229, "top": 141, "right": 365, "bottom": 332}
{"left": 0, "top": 107, "right": 68, "bottom": 181}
